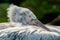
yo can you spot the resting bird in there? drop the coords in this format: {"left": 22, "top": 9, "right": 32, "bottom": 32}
{"left": 7, "top": 4, "right": 60, "bottom": 33}
{"left": 0, "top": 4, "right": 60, "bottom": 40}
{"left": 7, "top": 4, "right": 50, "bottom": 31}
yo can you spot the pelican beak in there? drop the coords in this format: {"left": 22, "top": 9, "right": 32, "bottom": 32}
{"left": 31, "top": 19, "right": 50, "bottom": 31}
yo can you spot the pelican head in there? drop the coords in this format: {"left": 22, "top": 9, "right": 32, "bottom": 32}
{"left": 7, "top": 4, "right": 37, "bottom": 25}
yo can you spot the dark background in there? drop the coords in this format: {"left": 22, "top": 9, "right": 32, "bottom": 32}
{"left": 0, "top": 0, "right": 60, "bottom": 26}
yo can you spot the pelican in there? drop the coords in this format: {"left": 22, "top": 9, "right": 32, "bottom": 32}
{"left": 0, "top": 4, "right": 60, "bottom": 40}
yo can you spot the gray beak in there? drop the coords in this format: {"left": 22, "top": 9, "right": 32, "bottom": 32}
{"left": 31, "top": 19, "right": 50, "bottom": 31}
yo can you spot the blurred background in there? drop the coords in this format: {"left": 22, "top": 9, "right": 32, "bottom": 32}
{"left": 0, "top": 0, "right": 60, "bottom": 26}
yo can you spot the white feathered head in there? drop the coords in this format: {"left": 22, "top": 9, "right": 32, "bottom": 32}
{"left": 7, "top": 4, "right": 37, "bottom": 25}
{"left": 7, "top": 4, "right": 50, "bottom": 31}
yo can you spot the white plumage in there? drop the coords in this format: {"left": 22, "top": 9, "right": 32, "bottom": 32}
{"left": 0, "top": 4, "right": 60, "bottom": 40}
{"left": 0, "top": 26, "right": 60, "bottom": 40}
